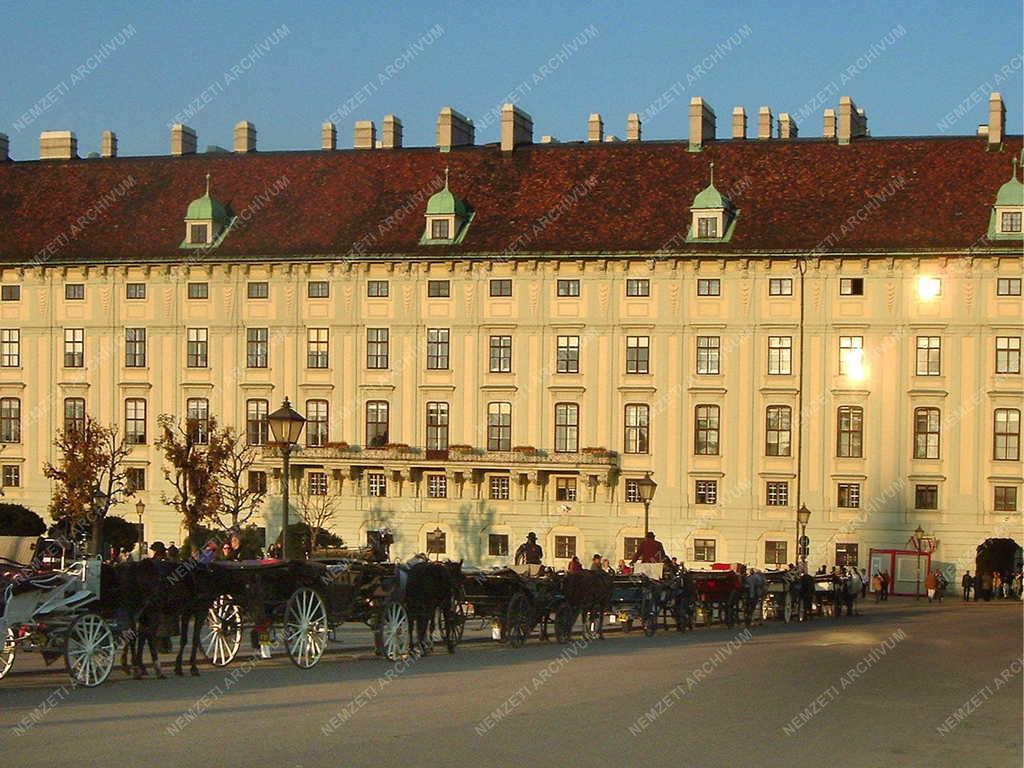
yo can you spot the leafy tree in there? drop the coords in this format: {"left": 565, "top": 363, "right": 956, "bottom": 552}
{"left": 0, "top": 503, "right": 46, "bottom": 536}
{"left": 42, "top": 417, "right": 132, "bottom": 554}
{"left": 155, "top": 413, "right": 230, "bottom": 546}
{"left": 102, "top": 515, "right": 141, "bottom": 555}
{"left": 214, "top": 428, "right": 266, "bottom": 531}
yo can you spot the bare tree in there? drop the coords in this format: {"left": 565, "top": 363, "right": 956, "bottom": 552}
{"left": 214, "top": 428, "right": 266, "bottom": 531}
{"left": 295, "top": 474, "right": 342, "bottom": 553}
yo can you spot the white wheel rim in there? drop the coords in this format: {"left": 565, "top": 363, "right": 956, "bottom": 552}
{"left": 381, "top": 603, "right": 409, "bottom": 660}
{"left": 1, "top": 629, "right": 15, "bottom": 679}
{"left": 66, "top": 615, "right": 114, "bottom": 687}
{"left": 286, "top": 589, "right": 328, "bottom": 668}
{"left": 203, "top": 596, "right": 242, "bottom": 666}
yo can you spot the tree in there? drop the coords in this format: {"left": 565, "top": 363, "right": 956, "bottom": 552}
{"left": 42, "top": 417, "right": 132, "bottom": 554}
{"left": 155, "top": 413, "right": 230, "bottom": 546}
{"left": 295, "top": 476, "right": 342, "bottom": 555}
{"left": 102, "top": 515, "right": 141, "bottom": 554}
{"left": 0, "top": 503, "right": 46, "bottom": 536}
{"left": 214, "top": 428, "right": 266, "bottom": 531}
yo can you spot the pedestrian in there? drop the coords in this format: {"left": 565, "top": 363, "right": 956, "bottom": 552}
{"left": 992, "top": 571, "right": 1002, "bottom": 599}
{"left": 860, "top": 568, "right": 868, "bottom": 598}
{"left": 568, "top": 556, "right": 583, "bottom": 573}
{"left": 872, "top": 572, "right": 882, "bottom": 602}
{"left": 167, "top": 541, "right": 179, "bottom": 561}
{"left": 961, "top": 570, "right": 972, "bottom": 601}
{"left": 880, "top": 571, "right": 890, "bottom": 601}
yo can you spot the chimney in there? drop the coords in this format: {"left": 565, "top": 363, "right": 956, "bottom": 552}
{"left": 757, "top": 107, "right": 773, "bottom": 140}
{"left": 436, "top": 107, "right": 474, "bottom": 151}
{"left": 39, "top": 130, "right": 77, "bottom": 160}
{"left": 354, "top": 120, "right": 376, "bottom": 149}
{"left": 233, "top": 121, "right": 257, "bottom": 153}
{"left": 822, "top": 109, "right": 837, "bottom": 139}
{"left": 837, "top": 97, "right": 867, "bottom": 144}
{"left": 381, "top": 115, "right": 402, "bottom": 149}
{"left": 977, "top": 124, "right": 990, "bottom": 138}
{"left": 856, "top": 108, "right": 868, "bottom": 137}
{"left": 626, "top": 112, "right": 642, "bottom": 142}
{"left": 101, "top": 131, "right": 118, "bottom": 158}
{"left": 688, "top": 97, "right": 716, "bottom": 150}
{"left": 321, "top": 122, "right": 337, "bottom": 150}
{"left": 732, "top": 107, "right": 747, "bottom": 139}
{"left": 987, "top": 92, "right": 1005, "bottom": 146}
{"left": 588, "top": 113, "right": 604, "bottom": 143}
{"left": 0, "top": 133, "right": 9, "bottom": 161}
{"left": 171, "top": 123, "right": 197, "bottom": 155}
{"left": 778, "top": 113, "right": 798, "bottom": 139}
{"left": 604, "top": 135, "right": 620, "bottom": 142}
{"left": 539, "top": 135, "right": 559, "bottom": 143}
{"left": 500, "top": 103, "right": 533, "bottom": 151}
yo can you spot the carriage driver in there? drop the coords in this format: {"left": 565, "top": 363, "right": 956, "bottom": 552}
{"left": 515, "top": 532, "right": 544, "bottom": 565}
{"left": 148, "top": 541, "right": 168, "bottom": 560}
{"left": 630, "top": 531, "right": 667, "bottom": 565}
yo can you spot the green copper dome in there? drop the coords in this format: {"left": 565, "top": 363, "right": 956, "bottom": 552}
{"left": 691, "top": 162, "right": 731, "bottom": 210}
{"left": 995, "top": 159, "right": 1023, "bottom": 207}
{"left": 426, "top": 168, "right": 470, "bottom": 218}
{"left": 185, "top": 174, "right": 229, "bottom": 222}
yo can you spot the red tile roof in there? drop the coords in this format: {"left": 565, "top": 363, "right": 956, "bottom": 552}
{"left": 0, "top": 135, "right": 1021, "bottom": 265}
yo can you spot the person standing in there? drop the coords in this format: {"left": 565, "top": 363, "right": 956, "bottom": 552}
{"left": 881, "top": 571, "right": 890, "bottom": 601}
{"left": 872, "top": 572, "right": 882, "bottom": 602}
{"left": 629, "top": 531, "right": 667, "bottom": 565}
{"left": 567, "top": 556, "right": 583, "bottom": 572}
{"left": 167, "top": 541, "right": 179, "bottom": 561}
{"left": 961, "top": 570, "right": 972, "bottom": 601}
{"left": 860, "top": 568, "right": 868, "bottom": 599}
{"left": 514, "top": 532, "right": 544, "bottom": 565}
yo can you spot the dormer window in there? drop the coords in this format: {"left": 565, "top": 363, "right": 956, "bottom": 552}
{"left": 989, "top": 155, "right": 1024, "bottom": 240}
{"left": 422, "top": 167, "right": 473, "bottom": 245}
{"left": 687, "top": 162, "right": 737, "bottom": 243}
{"left": 697, "top": 217, "right": 718, "bottom": 238}
{"left": 181, "top": 173, "right": 233, "bottom": 249}
{"left": 1001, "top": 211, "right": 1022, "bottom": 233}
{"left": 190, "top": 224, "right": 209, "bottom": 244}
{"left": 431, "top": 219, "right": 450, "bottom": 240}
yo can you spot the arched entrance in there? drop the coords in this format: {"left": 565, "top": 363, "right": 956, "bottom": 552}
{"left": 975, "top": 538, "right": 1022, "bottom": 589}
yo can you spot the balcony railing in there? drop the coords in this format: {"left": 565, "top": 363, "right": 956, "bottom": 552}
{"left": 262, "top": 442, "right": 618, "bottom": 467}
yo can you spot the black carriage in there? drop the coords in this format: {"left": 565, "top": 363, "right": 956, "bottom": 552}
{"left": 607, "top": 567, "right": 689, "bottom": 636}
{"left": 458, "top": 566, "right": 574, "bottom": 647}
{"left": 690, "top": 569, "right": 743, "bottom": 627}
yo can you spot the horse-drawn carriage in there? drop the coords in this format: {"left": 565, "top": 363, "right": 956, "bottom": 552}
{"left": 761, "top": 569, "right": 801, "bottom": 623}
{"left": 606, "top": 564, "right": 690, "bottom": 636}
{"left": 690, "top": 568, "right": 743, "bottom": 627}
{"left": 458, "top": 565, "right": 574, "bottom": 646}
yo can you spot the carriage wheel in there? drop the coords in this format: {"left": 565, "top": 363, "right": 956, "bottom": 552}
{"left": 201, "top": 594, "right": 242, "bottom": 667}
{"left": 582, "top": 610, "right": 602, "bottom": 641}
{"left": 0, "top": 628, "right": 15, "bottom": 679}
{"left": 673, "top": 599, "right": 689, "bottom": 633}
{"left": 641, "top": 587, "right": 659, "bottom": 637}
{"left": 284, "top": 588, "right": 329, "bottom": 669}
{"left": 444, "top": 595, "right": 466, "bottom": 653}
{"left": 725, "top": 591, "right": 740, "bottom": 628}
{"left": 505, "top": 593, "right": 533, "bottom": 648}
{"left": 783, "top": 591, "right": 793, "bottom": 624}
{"left": 64, "top": 613, "right": 115, "bottom": 687}
{"left": 375, "top": 601, "right": 410, "bottom": 661}
{"left": 554, "top": 603, "right": 574, "bottom": 644}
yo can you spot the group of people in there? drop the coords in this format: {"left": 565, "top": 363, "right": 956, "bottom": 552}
{"left": 103, "top": 531, "right": 272, "bottom": 565}
{"left": 960, "top": 569, "right": 1023, "bottom": 601}
{"left": 516, "top": 531, "right": 679, "bottom": 575}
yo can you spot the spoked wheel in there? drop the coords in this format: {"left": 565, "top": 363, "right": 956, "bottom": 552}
{"left": 64, "top": 613, "right": 115, "bottom": 687}
{"left": 444, "top": 594, "right": 466, "bottom": 653}
{"left": 554, "top": 603, "right": 575, "bottom": 644}
{"left": 284, "top": 588, "right": 329, "bottom": 669}
{"left": 641, "top": 588, "right": 659, "bottom": 637}
{"left": 1, "top": 628, "right": 15, "bottom": 679}
{"left": 505, "top": 593, "right": 533, "bottom": 648}
{"left": 783, "top": 591, "right": 794, "bottom": 624}
{"left": 582, "top": 610, "right": 602, "bottom": 641}
{"left": 201, "top": 594, "right": 242, "bottom": 667}
{"left": 375, "top": 600, "right": 410, "bottom": 661}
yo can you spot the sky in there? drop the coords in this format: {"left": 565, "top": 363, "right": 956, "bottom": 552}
{"left": 2, "top": 0, "right": 1022, "bottom": 159}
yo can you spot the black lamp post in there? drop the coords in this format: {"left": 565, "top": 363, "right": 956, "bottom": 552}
{"left": 268, "top": 398, "right": 306, "bottom": 559}
{"left": 636, "top": 473, "right": 657, "bottom": 534}
{"left": 913, "top": 525, "right": 925, "bottom": 600}
{"left": 797, "top": 503, "right": 811, "bottom": 571}
{"left": 135, "top": 499, "right": 145, "bottom": 561}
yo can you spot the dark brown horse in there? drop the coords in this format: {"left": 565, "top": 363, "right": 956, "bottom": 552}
{"left": 562, "top": 569, "right": 613, "bottom": 639}
{"left": 404, "top": 559, "right": 463, "bottom": 655}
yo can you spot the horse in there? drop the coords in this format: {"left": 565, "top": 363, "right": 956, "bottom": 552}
{"left": 834, "top": 569, "right": 863, "bottom": 617}
{"left": 404, "top": 559, "right": 463, "bottom": 655}
{"left": 741, "top": 570, "right": 767, "bottom": 626}
{"left": 562, "top": 569, "right": 613, "bottom": 639}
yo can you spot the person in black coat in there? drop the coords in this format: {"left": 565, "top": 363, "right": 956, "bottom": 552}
{"left": 961, "top": 571, "right": 972, "bottom": 601}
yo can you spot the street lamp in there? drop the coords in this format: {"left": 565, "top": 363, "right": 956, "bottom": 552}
{"left": 268, "top": 397, "right": 306, "bottom": 560}
{"left": 636, "top": 473, "right": 657, "bottom": 534}
{"left": 913, "top": 524, "right": 925, "bottom": 600}
{"left": 797, "top": 503, "right": 811, "bottom": 571}
{"left": 135, "top": 499, "right": 145, "bottom": 562}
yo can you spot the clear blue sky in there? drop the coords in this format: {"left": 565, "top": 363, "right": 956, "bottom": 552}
{"left": 3, "top": 0, "right": 1021, "bottom": 158}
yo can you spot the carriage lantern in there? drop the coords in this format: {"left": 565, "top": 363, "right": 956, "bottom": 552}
{"left": 797, "top": 504, "right": 811, "bottom": 570}
{"left": 269, "top": 398, "right": 306, "bottom": 559}
{"left": 636, "top": 473, "right": 657, "bottom": 534}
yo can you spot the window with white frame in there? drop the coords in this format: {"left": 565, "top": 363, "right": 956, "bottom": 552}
{"left": 306, "top": 400, "right": 329, "bottom": 447}
{"left": 765, "top": 541, "right": 787, "bottom": 565}
{"left": 247, "top": 328, "right": 268, "bottom": 369}
{"left": 555, "top": 477, "right": 577, "bottom": 501}
{"left": 768, "top": 336, "right": 792, "bottom": 375}
{"left": 65, "top": 283, "right": 85, "bottom": 300}
{"left": 2, "top": 464, "right": 20, "bottom": 488}
{"left": 426, "top": 401, "right": 449, "bottom": 450}
{"left": 64, "top": 328, "right": 84, "bottom": 367}
{"left": 694, "top": 404, "right": 720, "bottom": 455}
{"left": 769, "top": 278, "right": 793, "bottom": 296}
{"left": 488, "top": 534, "right": 509, "bottom": 556}
{"left": 697, "top": 278, "right": 720, "bottom": 296}
{"left": 839, "top": 336, "right": 863, "bottom": 375}
{"left": 367, "top": 472, "right": 387, "bottom": 497}
{"left": 913, "top": 407, "right": 941, "bottom": 459}
{"left": 835, "top": 543, "right": 859, "bottom": 567}
{"left": 916, "top": 336, "right": 941, "bottom": 376}
{"left": 839, "top": 278, "right": 864, "bottom": 296}
{"left": 0, "top": 398, "right": 20, "bottom": 443}
{"left": 996, "top": 337, "right": 1021, "bottom": 374}
{"left": 695, "top": 480, "right": 717, "bottom": 504}
{"left": 1001, "top": 211, "right": 1023, "bottom": 233}
{"left": 994, "top": 408, "right": 1020, "bottom": 461}
{"left": 366, "top": 401, "right": 389, "bottom": 447}
{"left": 125, "top": 327, "right": 147, "bottom": 369}
{"left": 489, "top": 336, "right": 512, "bottom": 373}
{"left": 1, "top": 329, "right": 19, "bottom": 367}
{"left": 367, "top": 280, "right": 389, "bottom": 297}
{"left": 126, "top": 283, "right": 146, "bottom": 300}
{"left": 246, "top": 399, "right": 268, "bottom": 446}
{"left": 697, "top": 336, "right": 720, "bottom": 375}
{"left": 427, "top": 474, "right": 447, "bottom": 499}
{"left": 489, "top": 475, "right": 510, "bottom": 500}
{"left": 765, "top": 405, "right": 792, "bottom": 456}
{"left": 994, "top": 486, "right": 1017, "bottom": 512}
{"left": 626, "top": 278, "right": 650, "bottom": 297}
{"left": 427, "top": 329, "right": 449, "bottom": 370}
{"left": 187, "top": 282, "right": 208, "bottom": 299}
{"left": 626, "top": 336, "right": 650, "bottom": 374}
{"left": 247, "top": 281, "right": 269, "bottom": 299}
{"left": 555, "top": 535, "right": 576, "bottom": 559}
{"left": 307, "top": 281, "right": 329, "bottom": 298}
{"left": 554, "top": 403, "right": 579, "bottom": 452}
{"left": 837, "top": 483, "right": 861, "bottom": 508}
{"left": 624, "top": 403, "right": 649, "bottom": 454}
{"left": 766, "top": 481, "right": 789, "bottom": 506}
{"left": 64, "top": 398, "right": 86, "bottom": 434}
{"left": 556, "top": 279, "right": 580, "bottom": 297}
{"left": 694, "top": 538, "right": 716, "bottom": 562}
{"left": 556, "top": 335, "right": 580, "bottom": 374}
{"left": 624, "top": 479, "right": 641, "bottom": 503}
{"left": 487, "top": 402, "right": 512, "bottom": 451}
{"left": 997, "top": 278, "right": 1022, "bottom": 296}
{"left": 186, "top": 398, "right": 209, "bottom": 444}
{"left": 187, "top": 328, "right": 208, "bottom": 367}
{"left": 308, "top": 471, "right": 328, "bottom": 496}
{"left": 307, "top": 328, "right": 329, "bottom": 369}
{"left": 837, "top": 406, "right": 864, "bottom": 458}
{"left": 367, "top": 329, "right": 388, "bottom": 369}
{"left": 125, "top": 398, "right": 146, "bottom": 444}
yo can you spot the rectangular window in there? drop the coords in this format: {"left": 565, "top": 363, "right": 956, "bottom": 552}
{"left": 555, "top": 536, "right": 576, "bottom": 559}
{"left": 554, "top": 403, "right": 579, "bottom": 453}
{"left": 487, "top": 402, "right": 512, "bottom": 451}
{"left": 915, "top": 484, "right": 938, "bottom": 510}
{"left": 769, "top": 278, "right": 793, "bottom": 296}
{"left": 839, "top": 277, "right": 864, "bottom": 296}
{"left": 994, "top": 486, "right": 1018, "bottom": 512}
{"left": 554, "top": 477, "right": 577, "bottom": 501}
{"left": 126, "top": 467, "right": 145, "bottom": 494}
{"left": 307, "top": 472, "right": 328, "bottom": 496}
{"left": 996, "top": 337, "right": 1021, "bottom": 374}
{"left": 366, "top": 401, "right": 389, "bottom": 447}
{"left": 489, "top": 336, "right": 512, "bottom": 373}
{"left": 556, "top": 279, "right": 580, "bottom": 297}
{"left": 367, "top": 280, "right": 389, "bottom": 297}
{"left": 624, "top": 403, "right": 650, "bottom": 454}
{"left": 431, "top": 219, "right": 450, "bottom": 240}
{"left": 367, "top": 329, "right": 389, "bottom": 369}
{"left": 916, "top": 336, "right": 941, "bottom": 376}
{"left": 556, "top": 335, "right": 580, "bottom": 373}
{"left": 695, "top": 480, "right": 718, "bottom": 504}
{"left": 837, "top": 406, "right": 864, "bottom": 458}
{"left": 427, "top": 280, "right": 450, "bottom": 298}
{"left": 694, "top": 538, "right": 716, "bottom": 562}
{"left": 247, "top": 328, "right": 268, "bottom": 368}
{"left": 694, "top": 404, "right": 720, "bottom": 455}
{"left": 837, "top": 483, "right": 861, "bottom": 508}
{"left": 914, "top": 408, "right": 941, "bottom": 459}
{"left": 835, "top": 543, "right": 859, "bottom": 568}
{"left": 1, "top": 286, "right": 21, "bottom": 301}
{"left": 697, "top": 278, "right": 720, "bottom": 296}
{"left": 624, "top": 537, "right": 645, "bottom": 560}
{"left": 64, "top": 328, "right": 84, "bottom": 368}
{"left": 63, "top": 397, "right": 86, "bottom": 434}
{"left": 187, "top": 282, "right": 209, "bottom": 300}
{"left": 426, "top": 401, "right": 449, "bottom": 451}
{"left": 186, "top": 398, "right": 209, "bottom": 444}
{"left": 125, "top": 398, "right": 146, "bottom": 444}
{"left": 124, "top": 328, "right": 146, "bottom": 368}
{"left": 766, "top": 481, "right": 789, "bottom": 506}
{"left": 187, "top": 328, "right": 208, "bottom": 368}
{"left": 307, "top": 328, "right": 329, "bottom": 369}
{"left": 1, "top": 329, "right": 20, "bottom": 367}
{"left": 489, "top": 475, "right": 510, "bottom": 500}
{"left": 768, "top": 336, "right": 792, "bottom": 375}
{"left": 305, "top": 400, "right": 329, "bottom": 447}
{"left": 488, "top": 534, "right": 509, "bottom": 557}
{"left": 65, "top": 283, "right": 85, "bottom": 301}
{"left": 1001, "top": 211, "right": 1023, "bottom": 233}
{"left": 839, "top": 336, "right": 863, "bottom": 375}
{"left": 997, "top": 277, "right": 1022, "bottom": 296}
{"left": 248, "top": 471, "right": 267, "bottom": 494}
{"left": 765, "top": 541, "right": 788, "bottom": 566}
{"left": 307, "top": 280, "right": 329, "bottom": 298}
{"left": 765, "top": 405, "right": 792, "bottom": 456}
{"left": 696, "top": 336, "right": 720, "bottom": 375}
{"left": 626, "top": 336, "right": 650, "bottom": 374}
{"left": 626, "top": 278, "right": 650, "bottom": 297}
{"left": 367, "top": 472, "right": 387, "bottom": 497}
{"left": 1, "top": 465, "right": 20, "bottom": 488}
{"left": 697, "top": 217, "right": 718, "bottom": 238}
{"left": 126, "top": 282, "right": 146, "bottom": 300}
{"left": 189, "top": 223, "right": 209, "bottom": 244}
{"left": 427, "top": 474, "right": 448, "bottom": 499}
{"left": 246, "top": 399, "right": 268, "bottom": 446}
{"left": 0, "top": 398, "right": 20, "bottom": 443}
{"left": 247, "top": 282, "right": 269, "bottom": 299}
{"left": 994, "top": 408, "right": 1020, "bottom": 461}
{"left": 427, "top": 328, "right": 449, "bottom": 370}
{"left": 489, "top": 279, "right": 512, "bottom": 297}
